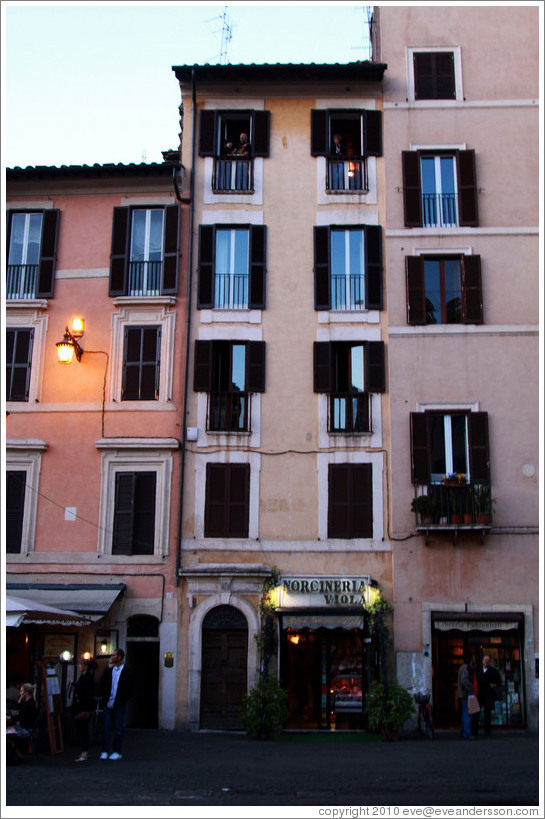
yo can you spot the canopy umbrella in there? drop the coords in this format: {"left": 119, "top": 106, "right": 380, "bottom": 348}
{"left": 5, "top": 594, "right": 92, "bottom": 628}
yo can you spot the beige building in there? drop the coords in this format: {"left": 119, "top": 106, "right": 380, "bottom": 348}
{"left": 377, "top": 5, "right": 540, "bottom": 731}
{"left": 172, "top": 62, "right": 389, "bottom": 730}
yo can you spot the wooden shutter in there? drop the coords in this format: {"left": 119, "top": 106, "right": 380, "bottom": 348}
{"left": 7, "top": 328, "right": 33, "bottom": 401}
{"left": 161, "top": 204, "right": 180, "bottom": 294}
{"left": 469, "top": 412, "right": 490, "bottom": 481}
{"left": 435, "top": 52, "right": 456, "bottom": 100}
{"left": 310, "top": 109, "right": 328, "bottom": 156}
{"left": 112, "top": 472, "right": 136, "bottom": 554}
{"left": 193, "top": 340, "right": 213, "bottom": 392}
{"left": 314, "top": 226, "right": 330, "bottom": 310}
{"left": 246, "top": 341, "right": 265, "bottom": 392}
{"left": 36, "top": 209, "right": 60, "bottom": 297}
{"left": 227, "top": 464, "right": 250, "bottom": 537}
{"left": 252, "top": 110, "right": 270, "bottom": 157}
{"left": 204, "top": 463, "right": 227, "bottom": 537}
{"left": 197, "top": 225, "right": 215, "bottom": 308}
{"left": 350, "top": 464, "right": 373, "bottom": 538}
{"left": 109, "top": 207, "right": 129, "bottom": 296}
{"left": 313, "top": 342, "right": 331, "bottom": 392}
{"left": 132, "top": 472, "right": 156, "bottom": 555}
{"left": 402, "top": 151, "right": 423, "bottom": 227}
{"left": 328, "top": 464, "right": 372, "bottom": 539}
{"left": 199, "top": 110, "right": 217, "bottom": 156}
{"left": 249, "top": 225, "right": 266, "bottom": 308}
{"left": 365, "top": 225, "right": 383, "bottom": 309}
{"left": 365, "top": 341, "right": 385, "bottom": 393}
{"left": 457, "top": 149, "right": 479, "bottom": 227}
{"left": 328, "top": 464, "right": 351, "bottom": 538}
{"left": 204, "top": 463, "right": 249, "bottom": 538}
{"left": 461, "top": 254, "right": 483, "bottom": 324}
{"left": 410, "top": 413, "right": 430, "bottom": 484}
{"left": 406, "top": 256, "right": 426, "bottom": 325}
{"left": 6, "top": 471, "right": 26, "bottom": 553}
{"left": 363, "top": 110, "right": 382, "bottom": 156}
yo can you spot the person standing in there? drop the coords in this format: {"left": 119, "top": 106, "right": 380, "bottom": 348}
{"left": 457, "top": 653, "right": 476, "bottom": 739}
{"left": 475, "top": 654, "right": 502, "bottom": 736}
{"left": 99, "top": 648, "right": 133, "bottom": 760}
{"left": 72, "top": 658, "right": 97, "bottom": 762}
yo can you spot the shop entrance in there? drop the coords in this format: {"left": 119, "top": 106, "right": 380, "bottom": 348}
{"left": 281, "top": 625, "right": 373, "bottom": 730}
{"left": 432, "top": 618, "right": 525, "bottom": 729}
{"left": 200, "top": 605, "right": 248, "bottom": 730}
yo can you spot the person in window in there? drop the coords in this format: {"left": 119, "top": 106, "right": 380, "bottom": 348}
{"left": 329, "top": 134, "right": 346, "bottom": 190}
{"left": 330, "top": 133, "right": 346, "bottom": 156}
{"left": 217, "top": 140, "right": 236, "bottom": 190}
{"left": 235, "top": 133, "right": 252, "bottom": 190}
{"left": 72, "top": 658, "right": 98, "bottom": 762}
{"left": 236, "top": 132, "right": 251, "bottom": 156}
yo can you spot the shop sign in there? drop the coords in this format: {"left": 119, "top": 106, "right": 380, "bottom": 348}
{"left": 278, "top": 575, "right": 372, "bottom": 608}
{"left": 434, "top": 619, "right": 520, "bottom": 632}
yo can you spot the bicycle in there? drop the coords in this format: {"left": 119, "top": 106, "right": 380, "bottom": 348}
{"left": 414, "top": 690, "right": 435, "bottom": 740}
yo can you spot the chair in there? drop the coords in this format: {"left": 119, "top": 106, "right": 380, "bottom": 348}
{"left": 24, "top": 712, "right": 45, "bottom": 763}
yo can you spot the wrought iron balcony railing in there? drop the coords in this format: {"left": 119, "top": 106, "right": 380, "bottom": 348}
{"left": 330, "top": 273, "right": 366, "bottom": 311}
{"left": 327, "top": 157, "right": 368, "bottom": 192}
{"left": 213, "top": 273, "right": 249, "bottom": 310}
{"left": 422, "top": 193, "right": 458, "bottom": 227}
{"left": 207, "top": 390, "right": 250, "bottom": 432}
{"left": 6, "top": 264, "right": 39, "bottom": 300}
{"left": 213, "top": 157, "right": 254, "bottom": 192}
{"left": 413, "top": 480, "right": 494, "bottom": 542}
{"left": 128, "top": 261, "right": 162, "bottom": 296}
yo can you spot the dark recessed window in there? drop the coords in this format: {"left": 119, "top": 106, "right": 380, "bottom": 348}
{"left": 112, "top": 472, "right": 156, "bottom": 555}
{"left": 204, "top": 463, "right": 250, "bottom": 538}
{"left": 6, "top": 328, "right": 34, "bottom": 402}
{"left": 328, "top": 463, "right": 373, "bottom": 539}
{"left": 122, "top": 326, "right": 161, "bottom": 401}
{"left": 413, "top": 52, "right": 456, "bottom": 100}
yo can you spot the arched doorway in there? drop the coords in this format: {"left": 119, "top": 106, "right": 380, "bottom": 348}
{"left": 200, "top": 605, "right": 248, "bottom": 729}
{"left": 125, "top": 614, "right": 159, "bottom": 728}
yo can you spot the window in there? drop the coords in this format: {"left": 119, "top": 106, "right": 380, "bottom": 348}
{"left": 96, "top": 438, "right": 177, "bottom": 557}
{"left": 199, "top": 109, "right": 270, "bottom": 193}
{"left": 204, "top": 463, "right": 250, "bottom": 538}
{"left": 402, "top": 150, "right": 478, "bottom": 228}
{"left": 197, "top": 225, "right": 266, "bottom": 310}
{"left": 6, "top": 471, "right": 26, "bottom": 553}
{"left": 194, "top": 340, "right": 265, "bottom": 432}
{"left": 108, "top": 205, "right": 180, "bottom": 296}
{"left": 406, "top": 255, "right": 483, "bottom": 325}
{"left": 314, "top": 341, "right": 385, "bottom": 433}
{"left": 411, "top": 411, "right": 490, "bottom": 485}
{"left": 328, "top": 464, "right": 373, "bottom": 538}
{"left": 314, "top": 225, "right": 382, "bottom": 311}
{"left": 311, "top": 109, "right": 382, "bottom": 193}
{"left": 112, "top": 472, "right": 156, "bottom": 555}
{"left": 122, "top": 326, "right": 161, "bottom": 401}
{"left": 6, "top": 328, "right": 34, "bottom": 401}
{"left": 413, "top": 52, "right": 455, "bottom": 100}
{"left": 6, "top": 209, "right": 60, "bottom": 299}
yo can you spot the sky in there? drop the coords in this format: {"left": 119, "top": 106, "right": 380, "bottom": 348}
{"left": 2, "top": 1, "right": 373, "bottom": 168}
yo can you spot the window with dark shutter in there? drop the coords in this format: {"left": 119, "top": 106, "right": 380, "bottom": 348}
{"left": 402, "top": 152, "right": 423, "bottom": 228}
{"left": 122, "top": 326, "right": 161, "bottom": 401}
{"left": 246, "top": 341, "right": 266, "bottom": 393}
{"left": 365, "top": 342, "right": 385, "bottom": 393}
{"left": 461, "top": 255, "right": 483, "bottom": 324}
{"left": 6, "top": 328, "right": 34, "bottom": 402}
{"left": 414, "top": 52, "right": 455, "bottom": 100}
{"left": 365, "top": 225, "right": 383, "bottom": 309}
{"left": 468, "top": 413, "right": 490, "bottom": 480}
{"left": 197, "top": 225, "right": 266, "bottom": 310}
{"left": 406, "top": 254, "right": 482, "bottom": 325}
{"left": 113, "top": 472, "right": 156, "bottom": 555}
{"left": 328, "top": 463, "right": 372, "bottom": 539}
{"left": 6, "top": 209, "right": 59, "bottom": 299}
{"left": 204, "top": 463, "right": 250, "bottom": 538}
{"left": 457, "top": 150, "right": 479, "bottom": 227}
{"left": 410, "top": 411, "right": 489, "bottom": 485}
{"left": 314, "top": 225, "right": 383, "bottom": 311}
{"left": 410, "top": 413, "right": 430, "bottom": 484}
{"left": 199, "top": 110, "right": 270, "bottom": 157}
{"left": 402, "top": 150, "right": 479, "bottom": 229}
{"left": 249, "top": 225, "right": 266, "bottom": 308}
{"left": 311, "top": 109, "right": 382, "bottom": 157}
{"left": 6, "top": 471, "right": 26, "bottom": 553}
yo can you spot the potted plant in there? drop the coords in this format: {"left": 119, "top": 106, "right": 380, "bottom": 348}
{"left": 239, "top": 674, "right": 288, "bottom": 740}
{"left": 473, "top": 483, "right": 496, "bottom": 524}
{"left": 449, "top": 489, "right": 462, "bottom": 523}
{"left": 411, "top": 494, "right": 440, "bottom": 524}
{"left": 364, "top": 679, "right": 414, "bottom": 741}
{"left": 442, "top": 473, "right": 467, "bottom": 486}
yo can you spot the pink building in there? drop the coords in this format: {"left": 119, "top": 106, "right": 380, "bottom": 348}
{"left": 6, "top": 157, "right": 188, "bottom": 729}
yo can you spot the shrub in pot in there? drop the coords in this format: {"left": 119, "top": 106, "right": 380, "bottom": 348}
{"left": 239, "top": 674, "right": 288, "bottom": 740}
{"left": 364, "top": 679, "right": 414, "bottom": 741}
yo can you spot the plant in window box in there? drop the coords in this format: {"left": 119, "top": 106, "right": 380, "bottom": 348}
{"left": 442, "top": 473, "right": 467, "bottom": 486}
{"left": 411, "top": 494, "right": 440, "bottom": 524}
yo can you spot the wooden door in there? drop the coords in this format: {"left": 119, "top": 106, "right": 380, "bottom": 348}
{"left": 200, "top": 606, "right": 248, "bottom": 729}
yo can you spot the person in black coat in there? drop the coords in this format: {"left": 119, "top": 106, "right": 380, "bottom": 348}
{"left": 475, "top": 654, "right": 502, "bottom": 736}
{"left": 99, "top": 648, "right": 133, "bottom": 760}
{"left": 72, "top": 658, "right": 97, "bottom": 762}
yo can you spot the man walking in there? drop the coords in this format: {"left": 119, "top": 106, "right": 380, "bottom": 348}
{"left": 99, "top": 648, "right": 133, "bottom": 760}
{"left": 457, "top": 653, "right": 476, "bottom": 739}
{"left": 475, "top": 654, "right": 502, "bottom": 736}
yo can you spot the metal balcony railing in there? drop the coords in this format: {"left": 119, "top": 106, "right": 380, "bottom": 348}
{"left": 207, "top": 391, "right": 250, "bottom": 432}
{"left": 330, "top": 273, "right": 366, "bottom": 311}
{"left": 128, "top": 261, "right": 162, "bottom": 296}
{"left": 213, "top": 273, "right": 249, "bottom": 310}
{"left": 213, "top": 157, "right": 253, "bottom": 192}
{"left": 413, "top": 480, "right": 494, "bottom": 527}
{"left": 327, "top": 157, "right": 368, "bottom": 192}
{"left": 422, "top": 193, "right": 458, "bottom": 227}
{"left": 6, "top": 264, "right": 39, "bottom": 300}
{"left": 328, "top": 392, "right": 370, "bottom": 434}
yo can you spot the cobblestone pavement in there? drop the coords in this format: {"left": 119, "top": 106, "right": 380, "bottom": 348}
{"left": 4, "top": 729, "right": 541, "bottom": 812}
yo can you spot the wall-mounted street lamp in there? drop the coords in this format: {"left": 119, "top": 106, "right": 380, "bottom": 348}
{"left": 56, "top": 318, "right": 85, "bottom": 364}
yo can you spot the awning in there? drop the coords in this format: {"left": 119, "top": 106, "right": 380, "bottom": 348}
{"left": 280, "top": 613, "right": 364, "bottom": 631}
{"left": 432, "top": 612, "right": 524, "bottom": 633}
{"left": 6, "top": 595, "right": 93, "bottom": 628}
{"left": 6, "top": 583, "right": 125, "bottom": 622}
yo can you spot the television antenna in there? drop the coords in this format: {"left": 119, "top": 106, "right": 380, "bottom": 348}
{"left": 206, "top": 5, "right": 235, "bottom": 65}
{"left": 351, "top": 5, "right": 374, "bottom": 61}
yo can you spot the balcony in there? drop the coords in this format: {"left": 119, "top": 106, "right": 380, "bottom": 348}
{"left": 6, "top": 265, "right": 38, "bottom": 300}
{"left": 207, "top": 390, "right": 250, "bottom": 433}
{"left": 413, "top": 480, "right": 494, "bottom": 544}
{"left": 213, "top": 273, "right": 248, "bottom": 310}
{"left": 422, "top": 193, "right": 458, "bottom": 227}
{"left": 213, "top": 157, "right": 253, "bottom": 193}
{"left": 330, "top": 273, "right": 365, "bottom": 311}
{"left": 327, "top": 157, "right": 368, "bottom": 192}
{"left": 328, "top": 392, "right": 370, "bottom": 434}
{"left": 127, "top": 261, "right": 162, "bottom": 297}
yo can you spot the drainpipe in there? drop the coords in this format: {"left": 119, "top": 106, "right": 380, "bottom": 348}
{"left": 175, "top": 66, "right": 197, "bottom": 587}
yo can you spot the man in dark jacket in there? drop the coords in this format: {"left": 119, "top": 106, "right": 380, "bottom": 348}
{"left": 99, "top": 648, "right": 133, "bottom": 760}
{"left": 475, "top": 654, "right": 502, "bottom": 736}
